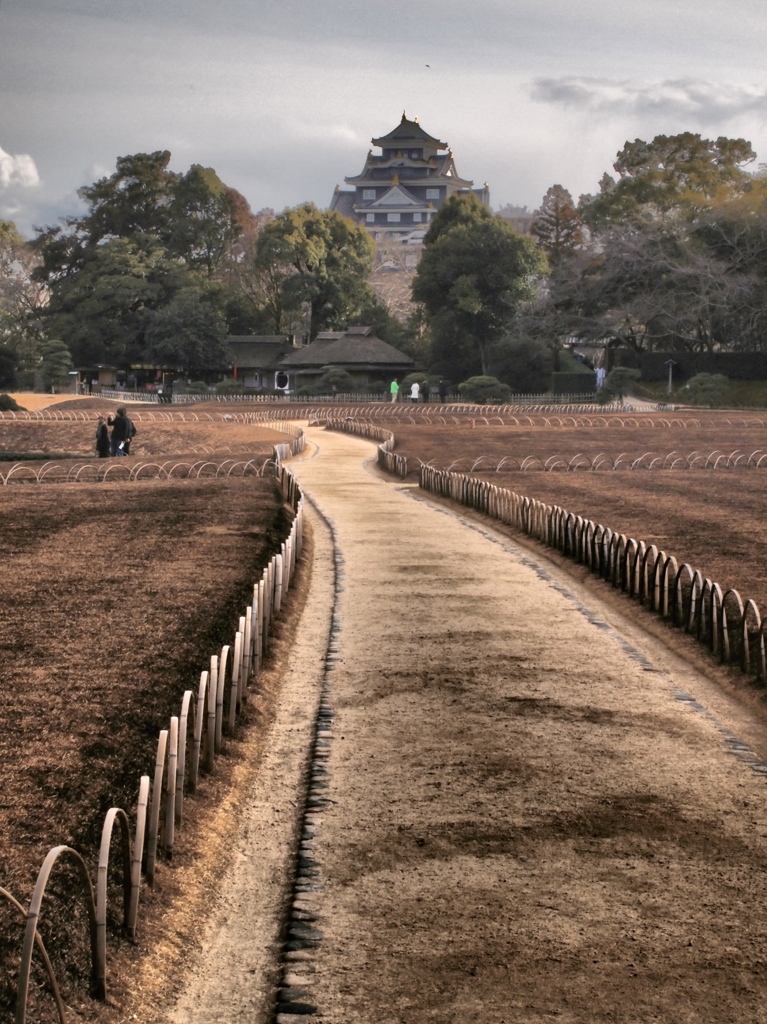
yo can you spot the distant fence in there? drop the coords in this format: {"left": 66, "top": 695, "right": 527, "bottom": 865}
{"left": 430, "top": 448, "right": 767, "bottom": 473}
{"left": 98, "top": 387, "right": 614, "bottom": 403}
{"left": 0, "top": 432, "right": 306, "bottom": 487}
{"left": 419, "top": 465, "right": 766, "bottom": 685}
{"left": 3, "top": 450, "right": 306, "bottom": 1022}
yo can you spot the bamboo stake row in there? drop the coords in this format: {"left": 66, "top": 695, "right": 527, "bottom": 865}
{"left": 13, "top": 458, "right": 305, "bottom": 1023}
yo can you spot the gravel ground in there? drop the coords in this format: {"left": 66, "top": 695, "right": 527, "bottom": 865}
{"left": 168, "top": 426, "right": 767, "bottom": 1024}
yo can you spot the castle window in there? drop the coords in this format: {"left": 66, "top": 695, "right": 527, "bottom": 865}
{"left": 413, "top": 212, "right": 422, "bottom": 222}
{"left": 366, "top": 213, "right": 375, "bottom": 222}
{"left": 363, "top": 189, "right": 375, "bottom": 200}
{"left": 387, "top": 213, "right": 401, "bottom": 223}
{"left": 426, "top": 188, "right": 440, "bottom": 199}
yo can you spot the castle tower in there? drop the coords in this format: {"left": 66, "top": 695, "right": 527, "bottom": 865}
{"left": 329, "top": 113, "right": 490, "bottom": 243}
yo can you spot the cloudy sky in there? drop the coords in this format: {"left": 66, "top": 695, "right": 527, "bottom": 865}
{"left": 2, "top": 0, "right": 767, "bottom": 236}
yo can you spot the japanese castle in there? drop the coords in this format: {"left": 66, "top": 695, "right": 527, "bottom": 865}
{"left": 329, "top": 113, "right": 490, "bottom": 243}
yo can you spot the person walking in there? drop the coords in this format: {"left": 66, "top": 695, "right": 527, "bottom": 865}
{"left": 389, "top": 379, "right": 400, "bottom": 403}
{"left": 123, "top": 415, "right": 137, "bottom": 455}
{"left": 108, "top": 406, "right": 131, "bottom": 456}
{"left": 420, "top": 379, "right": 431, "bottom": 403}
{"left": 438, "top": 379, "right": 448, "bottom": 403}
{"left": 95, "top": 415, "right": 110, "bottom": 458}
{"left": 409, "top": 381, "right": 420, "bottom": 403}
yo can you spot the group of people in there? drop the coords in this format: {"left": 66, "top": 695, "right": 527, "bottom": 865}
{"left": 95, "top": 407, "right": 137, "bottom": 458}
{"left": 389, "top": 378, "right": 448, "bottom": 404}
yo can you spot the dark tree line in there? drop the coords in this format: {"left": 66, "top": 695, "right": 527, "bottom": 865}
{"left": 1, "top": 151, "right": 401, "bottom": 386}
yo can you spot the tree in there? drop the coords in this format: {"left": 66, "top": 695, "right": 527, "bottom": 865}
{"left": 531, "top": 185, "right": 585, "bottom": 266}
{"left": 144, "top": 288, "right": 228, "bottom": 373}
{"left": 488, "top": 334, "right": 554, "bottom": 393}
{"left": 1, "top": 220, "right": 47, "bottom": 386}
{"left": 168, "top": 164, "right": 252, "bottom": 277}
{"left": 423, "top": 192, "right": 492, "bottom": 245}
{"left": 253, "top": 204, "right": 375, "bottom": 339}
{"left": 413, "top": 212, "right": 548, "bottom": 376}
{"left": 0, "top": 346, "right": 18, "bottom": 388}
{"left": 580, "top": 133, "right": 756, "bottom": 231}
{"left": 38, "top": 338, "right": 73, "bottom": 390}
{"left": 31, "top": 153, "right": 258, "bottom": 369}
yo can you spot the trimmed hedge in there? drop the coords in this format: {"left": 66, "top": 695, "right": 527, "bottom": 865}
{"left": 551, "top": 371, "right": 596, "bottom": 395}
{"left": 615, "top": 350, "right": 767, "bottom": 381}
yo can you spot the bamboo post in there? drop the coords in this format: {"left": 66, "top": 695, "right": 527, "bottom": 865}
{"left": 128, "top": 775, "right": 150, "bottom": 938}
{"left": 232, "top": 630, "right": 242, "bottom": 711}
{"left": 250, "top": 585, "right": 259, "bottom": 678}
{"left": 96, "top": 807, "right": 131, "bottom": 994}
{"left": 165, "top": 717, "right": 178, "bottom": 857}
{"left": 176, "top": 690, "right": 192, "bottom": 824}
{"left": 267, "top": 561, "right": 274, "bottom": 630}
{"left": 190, "top": 671, "right": 208, "bottom": 791}
{"left": 281, "top": 540, "right": 289, "bottom": 594}
{"left": 206, "top": 655, "right": 218, "bottom": 772}
{"left": 146, "top": 730, "right": 168, "bottom": 886}
{"left": 256, "top": 580, "right": 265, "bottom": 672}
{"left": 243, "top": 606, "right": 252, "bottom": 687}
{"left": 228, "top": 633, "right": 241, "bottom": 735}
{"left": 261, "top": 571, "right": 270, "bottom": 653}
{"left": 274, "top": 553, "right": 284, "bottom": 615}
{"left": 215, "top": 646, "right": 229, "bottom": 752}
{"left": 237, "top": 616, "right": 246, "bottom": 693}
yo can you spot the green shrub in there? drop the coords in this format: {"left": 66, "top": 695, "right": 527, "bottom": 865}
{"left": 186, "top": 380, "right": 211, "bottom": 394}
{"left": 0, "top": 394, "right": 23, "bottom": 412}
{"left": 684, "top": 372, "right": 731, "bottom": 407}
{"left": 215, "top": 378, "right": 244, "bottom": 395}
{"left": 316, "top": 368, "right": 355, "bottom": 394}
{"left": 457, "top": 375, "right": 512, "bottom": 404}
{"left": 601, "top": 367, "right": 642, "bottom": 403}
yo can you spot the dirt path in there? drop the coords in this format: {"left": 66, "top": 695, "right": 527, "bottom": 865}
{"left": 170, "top": 425, "right": 767, "bottom": 1023}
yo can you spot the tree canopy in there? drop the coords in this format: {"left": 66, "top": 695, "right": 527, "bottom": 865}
{"left": 31, "top": 153, "right": 253, "bottom": 371}
{"left": 413, "top": 196, "right": 547, "bottom": 377}
{"left": 580, "top": 133, "right": 756, "bottom": 230}
{"left": 252, "top": 203, "right": 376, "bottom": 339}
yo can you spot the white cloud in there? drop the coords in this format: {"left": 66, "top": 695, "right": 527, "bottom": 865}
{"left": 531, "top": 77, "right": 767, "bottom": 127}
{"left": 0, "top": 146, "right": 40, "bottom": 189}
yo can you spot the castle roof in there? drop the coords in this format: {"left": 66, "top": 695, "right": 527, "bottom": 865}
{"left": 372, "top": 113, "right": 447, "bottom": 150}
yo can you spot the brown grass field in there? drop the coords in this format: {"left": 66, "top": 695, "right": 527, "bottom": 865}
{"left": 0, "top": 399, "right": 295, "bottom": 460}
{"left": 0, "top": 403, "right": 299, "bottom": 1021}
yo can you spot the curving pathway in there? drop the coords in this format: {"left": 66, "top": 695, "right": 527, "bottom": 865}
{"left": 172, "top": 425, "right": 767, "bottom": 1024}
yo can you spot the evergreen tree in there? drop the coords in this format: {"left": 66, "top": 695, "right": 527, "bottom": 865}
{"left": 531, "top": 185, "right": 585, "bottom": 266}
{"left": 413, "top": 206, "right": 547, "bottom": 377}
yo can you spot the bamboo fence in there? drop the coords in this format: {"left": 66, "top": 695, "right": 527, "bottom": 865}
{"left": 4, "top": 438, "right": 306, "bottom": 1023}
